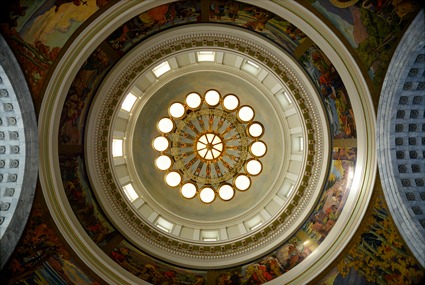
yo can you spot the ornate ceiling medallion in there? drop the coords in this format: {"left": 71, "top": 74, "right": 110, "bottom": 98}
{"left": 153, "top": 90, "right": 266, "bottom": 203}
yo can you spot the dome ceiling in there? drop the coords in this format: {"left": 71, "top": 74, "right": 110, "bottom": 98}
{"left": 85, "top": 25, "right": 329, "bottom": 268}
{"left": 38, "top": 1, "right": 376, "bottom": 284}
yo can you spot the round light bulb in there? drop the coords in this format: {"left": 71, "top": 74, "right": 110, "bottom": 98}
{"left": 153, "top": 136, "right": 169, "bottom": 152}
{"left": 205, "top": 90, "right": 220, "bottom": 106}
{"left": 181, "top": 183, "right": 197, "bottom": 199}
{"left": 200, "top": 187, "right": 215, "bottom": 203}
{"left": 248, "top": 122, "right": 263, "bottom": 138}
{"left": 235, "top": 175, "right": 251, "bottom": 191}
{"left": 222, "top": 94, "right": 239, "bottom": 111}
{"left": 218, "top": 184, "right": 234, "bottom": 201}
{"left": 186, "top": 93, "right": 202, "bottom": 109}
{"left": 155, "top": 155, "right": 172, "bottom": 171}
{"left": 246, "top": 159, "right": 262, "bottom": 176}
{"left": 165, "top": 171, "right": 181, "bottom": 187}
{"left": 250, "top": 141, "right": 267, "bottom": 157}
{"left": 157, "top": 118, "right": 174, "bottom": 133}
{"left": 238, "top": 106, "right": 254, "bottom": 122}
{"left": 169, "top": 102, "right": 185, "bottom": 118}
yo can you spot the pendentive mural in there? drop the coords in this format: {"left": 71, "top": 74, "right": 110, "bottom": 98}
{"left": 0, "top": 0, "right": 111, "bottom": 107}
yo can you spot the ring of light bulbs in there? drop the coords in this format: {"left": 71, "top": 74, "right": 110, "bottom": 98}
{"left": 153, "top": 90, "right": 266, "bottom": 204}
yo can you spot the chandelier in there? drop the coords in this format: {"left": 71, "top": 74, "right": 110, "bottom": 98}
{"left": 152, "top": 90, "right": 266, "bottom": 203}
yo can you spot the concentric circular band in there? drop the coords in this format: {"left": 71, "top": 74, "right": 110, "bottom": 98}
{"left": 84, "top": 26, "right": 329, "bottom": 269}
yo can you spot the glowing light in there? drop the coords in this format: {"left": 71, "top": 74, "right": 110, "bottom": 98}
{"left": 200, "top": 187, "right": 215, "bottom": 203}
{"left": 287, "top": 184, "right": 295, "bottom": 197}
{"left": 121, "top": 93, "right": 137, "bottom": 112}
{"left": 181, "top": 183, "right": 197, "bottom": 199}
{"left": 169, "top": 102, "right": 185, "bottom": 118}
{"left": 238, "top": 106, "right": 254, "bottom": 122}
{"left": 155, "top": 217, "right": 173, "bottom": 233}
{"left": 250, "top": 222, "right": 263, "bottom": 231}
{"left": 205, "top": 90, "right": 220, "bottom": 106}
{"left": 250, "top": 141, "right": 267, "bottom": 157}
{"left": 196, "top": 134, "right": 223, "bottom": 160}
{"left": 152, "top": 61, "right": 171, "bottom": 77}
{"left": 165, "top": 171, "right": 182, "bottom": 187}
{"left": 242, "top": 60, "right": 260, "bottom": 74}
{"left": 299, "top": 137, "right": 304, "bottom": 151}
{"left": 203, "top": 238, "right": 217, "bottom": 241}
{"left": 186, "top": 93, "right": 202, "bottom": 109}
{"left": 157, "top": 118, "right": 174, "bottom": 133}
{"left": 222, "top": 94, "right": 239, "bottom": 111}
{"left": 246, "top": 159, "right": 262, "bottom": 176}
{"left": 122, "top": 184, "right": 138, "bottom": 202}
{"left": 153, "top": 136, "right": 169, "bottom": 152}
{"left": 156, "top": 224, "right": 170, "bottom": 232}
{"left": 248, "top": 122, "right": 264, "bottom": 138}
{"left": 155, "top": 155, "right": 172, "bottom": 171}
{"left": 197, "top": 51, "right": 215, "bottom": 62}
{"left": 218, "top": 184, "right": 235, "bottom": 201}
{"left": 112, "top": 139, "right": 123, "bottom": 157}
{"left": 235, "top": 175, "right": 251, "bottom": 191}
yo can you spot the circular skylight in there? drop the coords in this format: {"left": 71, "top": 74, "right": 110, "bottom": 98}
{"left": 196, "top": 133, "right": 223, "bottom": 160}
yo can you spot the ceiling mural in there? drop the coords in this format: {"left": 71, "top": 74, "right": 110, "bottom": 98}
{"left": 0, "top": 0, "right": 424, "bottom": 285}
{"left": 0, "top": 0, "right": 111, "bottom": 106}
{"left": 314, "top": 192, "right": 424, "bottom": 284}
{"left": 309, "top": 0, "right": 420, "bottom": 88}
{"left": 107, "top": 1, "right": 201, "bottom": 53}
{"left": 1, "top": 201, "right": 103, "bottom": 284}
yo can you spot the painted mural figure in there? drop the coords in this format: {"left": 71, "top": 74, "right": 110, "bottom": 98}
{"left": 263, "top": 257, "right": 283, "bottom": 277}
{"left": 243, "top": 9, "right": 274, "bottom": 32}
{"left": 54, "top": 0, "right": 87, "bottom": 12}
{"left": 229, "top": 271, "right": 242, "bottom": 284}
{"left": 226, "top": 2, "right": 240, "bottom": 21}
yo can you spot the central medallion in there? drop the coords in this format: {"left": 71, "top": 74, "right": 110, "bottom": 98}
{"left": 153, "top": 90, "right": 266, "bottom": 203}
{"left": 196, "top": 133, "right": 223, "bottom": 160}
{"left": 172, "top": 107, "right": 249, "bottom": 186}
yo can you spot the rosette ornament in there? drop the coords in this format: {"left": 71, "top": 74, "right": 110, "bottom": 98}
{"left": 153, "top": 90, "right": 266, "bottom": 203}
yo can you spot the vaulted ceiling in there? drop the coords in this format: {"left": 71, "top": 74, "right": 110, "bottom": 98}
{"left": 0, "top": 1, "right": 424, "bottom": 284}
